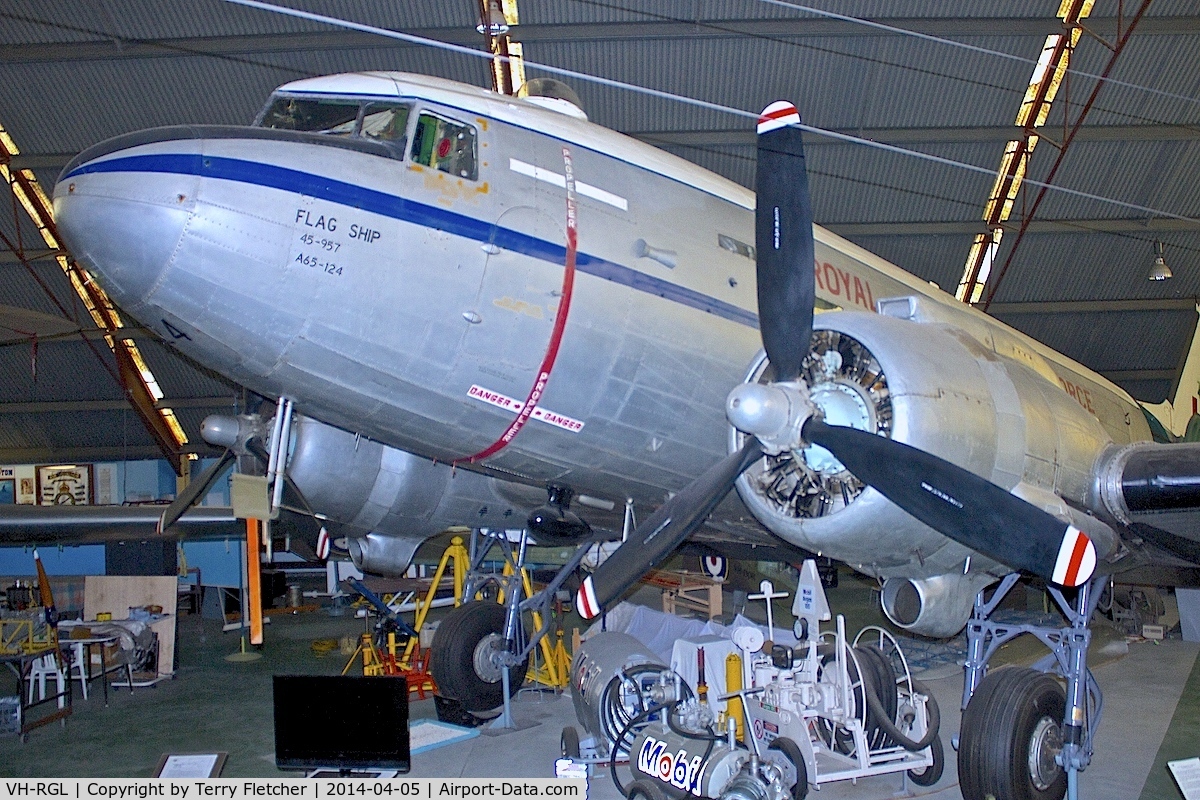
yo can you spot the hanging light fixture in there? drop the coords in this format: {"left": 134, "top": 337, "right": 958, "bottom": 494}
{"left": 1149, "top": 240, "right": 1172, "bottom": 281}
{"left": 477, "top": 0, "right": 509, "bottom": 35}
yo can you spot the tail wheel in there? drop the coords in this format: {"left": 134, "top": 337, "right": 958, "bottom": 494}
{"left": 768, "top": 736, "right": 810, "bottom": 800}
{"left": 958, "top": 667, "right": 1067, "bottom": 800}
{"left": 431, "top": 602, "right": 529, "bottom": 712}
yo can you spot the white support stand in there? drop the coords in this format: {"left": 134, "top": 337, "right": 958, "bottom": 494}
{"left": 748, "top": 579, "right": 789, "bottom": 640}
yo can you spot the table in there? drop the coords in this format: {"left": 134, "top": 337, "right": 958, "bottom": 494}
{"left": 60, "top": 634, "right": 132, "bottom": 706}
{"left": 1, "top": 648, "right": 72, "bottom": 741}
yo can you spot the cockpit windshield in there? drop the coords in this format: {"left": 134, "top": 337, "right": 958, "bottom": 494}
{"left": 258, "top": 97, "right": 361, "bottom": 135}
{"left": 253, "top": 94, "right": 475, "bottom": 179}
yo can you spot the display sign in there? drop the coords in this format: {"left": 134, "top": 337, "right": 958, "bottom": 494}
{"left": 36, "top": 464, "right": 93, "bottom": 505}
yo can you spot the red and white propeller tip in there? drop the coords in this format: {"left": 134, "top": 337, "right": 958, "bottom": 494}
{"left": 757, "top": 101, "right": 801, "bottom": 134}
{"left": 577, "top": 575, "right": 601, "bottom": 620}
{"left": 1052, "top": 526, "right": 1096, "bottom": 588}
{"left": 316, "top": 527, "right": 331, "bottom": 561}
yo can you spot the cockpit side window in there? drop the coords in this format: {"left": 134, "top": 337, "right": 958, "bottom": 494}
{"left": 410, "top": 112, "right": 477, "bottom": 181}
{"left": 360, "top": 103, "right": 411, "bottom": 149}
{"left": 259, "top": 97, "right": 361, "bottom": 135}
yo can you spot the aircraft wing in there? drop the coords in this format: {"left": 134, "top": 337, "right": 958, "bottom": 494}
{"left": 0, "top": 504, "right": 243, "bottom": 545}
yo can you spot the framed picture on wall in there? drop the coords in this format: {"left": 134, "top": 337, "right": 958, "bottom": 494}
{"left": 37, "top": 464, "right": 93, "bottom": 506}
{"left": 0, "top": 479, "right": 14, "bottom": 504}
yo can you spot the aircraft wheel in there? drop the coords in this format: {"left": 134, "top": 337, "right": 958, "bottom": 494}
{"left": 561, "top": 725, "right": 581, "bottom": 759}
{"left": 431, "top": 602, "right": 528, "bottom": 712}
{"left": 768, "top": 736, "right": 810, "bottom": 800}
{"left": 906, "top": 734, "right": 944, "bottom": 786}
{"left": 625, "top": 779, "right": 666, "bottom": 800}
{"left": 958, "top": 667, "right": 1066, "bottom": 800}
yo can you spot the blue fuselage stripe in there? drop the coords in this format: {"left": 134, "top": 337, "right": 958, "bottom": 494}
{"left": 66, "top": 153, "right": 760, "bottom": 328}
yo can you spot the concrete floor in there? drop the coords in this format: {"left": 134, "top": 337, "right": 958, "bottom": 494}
{"left": 0, "top": 577, "right": 1196, "bottom": 800}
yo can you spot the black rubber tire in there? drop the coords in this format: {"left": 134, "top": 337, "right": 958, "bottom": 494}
{"left": 907, "top": 733, "right": 945, "bottom": 786}
{"left": 431, "top": 602, "right": 529, "bottom": 712}
{"left": 768, "top": 736, "right": 810, "bottom": 800}
{"left": 958, "top": 667, "right": 1067, "bottom": 800}
{"left": 561, "top": 726, "right": 581, "bottom": 759}
{"left": 625, "top": 779, "right": 667, "bottom": 800}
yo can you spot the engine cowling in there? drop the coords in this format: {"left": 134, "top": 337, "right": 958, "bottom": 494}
{"left": 880, "top": 573, "right": 994, "bottom": 639}
{"left": 731, "top": 306, "right": 1115, "bottom": 634}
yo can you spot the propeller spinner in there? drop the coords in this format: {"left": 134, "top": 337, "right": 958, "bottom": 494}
{"left": 577, "top": 102, "right": 1098, "bottom": 620}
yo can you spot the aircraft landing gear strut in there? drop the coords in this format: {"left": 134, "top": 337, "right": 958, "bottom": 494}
{"left": 431, "top": 527, "right": 592, "bottom": 728}
{"left": 957, "top": 572, "right": 1105, "bottom": 800}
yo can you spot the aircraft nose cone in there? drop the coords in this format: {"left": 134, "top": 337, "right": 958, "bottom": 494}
{"left": 53, "top": 134, "right": 200, "bottom": 316}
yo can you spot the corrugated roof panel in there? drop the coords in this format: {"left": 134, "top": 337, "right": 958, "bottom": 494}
{"left": 995, "top": 307, "right": 1196, "bottom": 382}
{"left": 1023, "top": 139, "right": 1200, "bottom": 221}
{"left": 807, "top": 141, "right": 999, "bottom": 223}
{"left": 0, "top": 340, "right": 126, "bottom": 404}
{"left": 986, "top": 230, "right": 1200, "bottom": 304}
{"left": 135, "top": 338, "right": 239, "bottom": 402}
{"left": 839, "top": 233, "right": 975, "bottom": 291}
{"left": 1086, "top": 35, "right": 1200, "bottom": 128}
{"left": 1, "top": 48, "right": 495, "bottom": 155}
{"left": 0, "top": 0, "right": 480, "bottom": 47}
{"left": 524, "top": 35, "right": 1039, "bottom": 133}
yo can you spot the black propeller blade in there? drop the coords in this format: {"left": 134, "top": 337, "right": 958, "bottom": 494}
{"left": 804, "top": 420, "right": 1096, "bottom": 587}
{"left": 576, "top": 438, "right": 762, "bottom": 618}
{"left": 575, "top": 104, "right": 816, "bottom": 619}
{"left": 157, "top": 448, "right": 237, "bottom": 534}
{"left": 755, "top": 102, "right": 815, "bottom": 383}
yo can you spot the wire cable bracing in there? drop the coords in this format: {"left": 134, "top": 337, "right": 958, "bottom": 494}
{"left": 223, "top": 0, "right": 1200, "bottom": 226}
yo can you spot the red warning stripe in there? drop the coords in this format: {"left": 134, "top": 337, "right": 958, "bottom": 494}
{"left": 456, "top": 147, "right": 579, "bottom": 465}
{"left": 757, "top": 101, "right": 800, "bottom": 133}
{"left": 1063, "top": 531, "right": 1091, "bottom": 587}
{"left": 1051, "top": 525, "right": 1096, "bottom": 587}
{"left": 577, "top": 576, "right": 600, "bottom": 619}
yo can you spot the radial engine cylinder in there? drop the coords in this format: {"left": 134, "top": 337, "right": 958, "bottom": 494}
{"left": 731, "top": 309, "right": 1114, "bottom": 584}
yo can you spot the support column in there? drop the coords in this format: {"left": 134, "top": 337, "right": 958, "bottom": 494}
{"left": 246, "top": 518, "right": 264, "bottom": 646}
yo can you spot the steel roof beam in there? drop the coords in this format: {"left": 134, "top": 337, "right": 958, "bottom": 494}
{"left": 0, "top": 445, "right": 218, "bottom": 463}
{"left": 635, "top": 125, "right": 1200, "bottom": 148}
{"left": 2, "top": 16, "right": 1196, "bottom": 63}
{"left": 828, "top": 218, "right": 1200, "bottom": 235}
{"left": 1099, "top": 369, "right": 1178, "bottom": 381}
{"left": 0, "top": 397, "right": 238, "bottom": 414}
{"left": 988, "top": 298, "right": 1197, "bottom": 314}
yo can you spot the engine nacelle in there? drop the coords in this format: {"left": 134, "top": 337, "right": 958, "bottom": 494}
{"left": 880, "top": 573, "right": 995, "bottom": 639}
{"left": 732, "top": 306, "right": 1114, "bottom": 591}
{"left": 285, "top": 415, "right": 535, "bottom": 575}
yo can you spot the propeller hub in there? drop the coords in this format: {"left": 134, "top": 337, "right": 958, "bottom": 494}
{"left": 200, "top": 415, "right": 242, "bottom": 448}
{"left": 803, "top": 381, "right": 875, "bottom": 475}
{"left": 726, "top": 381, "right": 813, "bottom": 455}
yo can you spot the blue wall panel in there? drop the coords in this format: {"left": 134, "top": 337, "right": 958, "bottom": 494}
{"left": 0, "top": 544, "right": 105, "bottom": 576}
{"left": 182, "top": 540, "right": 243, "bottom": 588}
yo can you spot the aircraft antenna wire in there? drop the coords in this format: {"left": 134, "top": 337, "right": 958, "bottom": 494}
{"left": 455, "top": 146, "right": 579, "bottom": 465}
{"left": 223, "top": 0, "right": 1200, "bottom": 225}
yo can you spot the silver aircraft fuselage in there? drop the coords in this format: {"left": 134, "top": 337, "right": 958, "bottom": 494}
{"left": 52, "top": 71, "right": 1152, "bottom": 583}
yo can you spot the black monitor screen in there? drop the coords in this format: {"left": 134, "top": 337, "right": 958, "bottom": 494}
{"left": 273, "top": 675, "right": 410, "bottom": 772}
